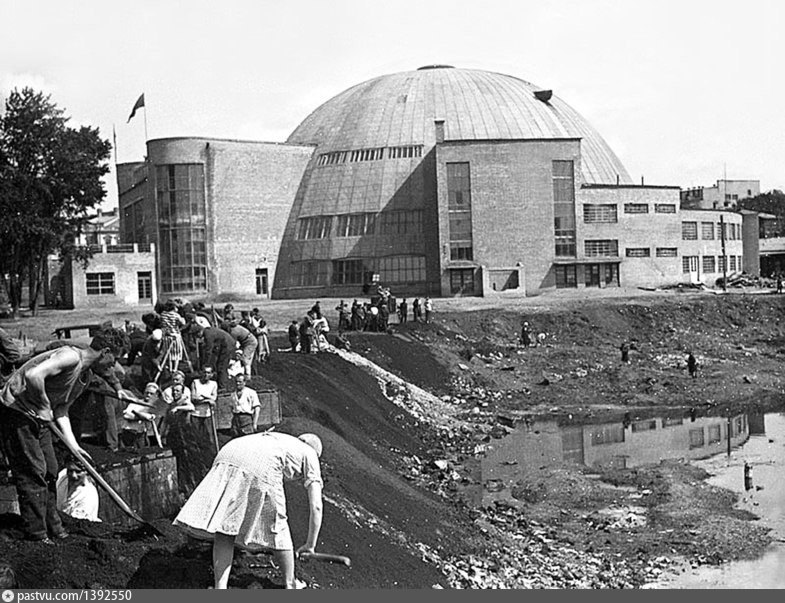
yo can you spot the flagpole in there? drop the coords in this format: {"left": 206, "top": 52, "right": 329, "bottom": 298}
{"left": 143, "top": 104, "right": 149, "bottom": 147}
{"left": 112, "top": 124, "right": 118, "bottom": 166}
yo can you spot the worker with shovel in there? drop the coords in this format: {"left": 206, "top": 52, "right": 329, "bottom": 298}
{"left": 173, "top": 431, "right": 324, "bottom": 589}
{"left": 0, "top": 327, "right": 132, "bottom": 544}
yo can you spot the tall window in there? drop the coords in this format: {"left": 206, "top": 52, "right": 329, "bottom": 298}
{"left": 701, "top": 222, "right": 715, "bottom": 240}
{"left": 447, "top": 163, "right": 474, "bottom": 261}
{"left": 703, "top": 256, "right": 716, "bottom": 273}
{"left": 157, "top": 164, "right": 207, "bottom": 293}
{"left": 255, "top": 268, "right": 268, "bottom": 296}
{"left": 553, "top": 161, "right": 576, "bottom": 256}
{"left": 137, "top": 272, "right": 152, "bottom": 300}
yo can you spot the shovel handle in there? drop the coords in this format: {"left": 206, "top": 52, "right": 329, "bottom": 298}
{"left": 298, "top": 552, "right": 352, "bottom": 567}
{"left": 48, "top": 422, "right": 148, "bottom": 526}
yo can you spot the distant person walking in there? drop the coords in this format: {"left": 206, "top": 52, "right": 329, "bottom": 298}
{"left": 412, "top": 298, "right": 422, "bottom": 323}
{"left": 687, "top": 352, "right": 698, "bottom": 378}
{"left": 620, "top": 341, "right": 631, "bottom": 363}
{"left": 398, "top": 299, "right": 408, "bottom": 324}
{"left": 424, "top": 297, "right": 433, "bottom": 324}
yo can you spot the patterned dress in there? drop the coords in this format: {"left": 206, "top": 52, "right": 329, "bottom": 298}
{"left": 172, "top": 432, "right": 322, "bottom": 551}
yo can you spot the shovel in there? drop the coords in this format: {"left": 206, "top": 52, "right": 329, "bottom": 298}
{"left": 48, "top": 421, "right": 165, "bottom": 537}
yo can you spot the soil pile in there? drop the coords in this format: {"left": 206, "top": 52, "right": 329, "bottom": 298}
{"left": 1, "top": 292, "right": 783, "bottom": 588}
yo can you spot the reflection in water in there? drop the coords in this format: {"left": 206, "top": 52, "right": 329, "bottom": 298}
{"left": 478, "top": 411, "right": 753, "bottom": 502}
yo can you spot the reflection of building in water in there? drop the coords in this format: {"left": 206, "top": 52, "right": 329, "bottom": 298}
{"left": 479, "top": 413, "right": 751, "bottom": 502}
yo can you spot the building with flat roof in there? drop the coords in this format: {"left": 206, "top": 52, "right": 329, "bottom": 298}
{"left": 681, "top": 179, "right": 760, "bottom": 210}
{"left": 117, "top": 138, "right": 313, "bottom": 299}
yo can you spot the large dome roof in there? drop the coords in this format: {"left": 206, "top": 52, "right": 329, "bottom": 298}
{"left": 287, "top": 66, "right": 631, "bottom": 185}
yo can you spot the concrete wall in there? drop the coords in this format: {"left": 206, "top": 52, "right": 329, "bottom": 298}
{"left": 70, "top": 245, "right": 157, "bottom": 308}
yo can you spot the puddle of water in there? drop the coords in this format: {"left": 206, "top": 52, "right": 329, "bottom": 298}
{"left": 659, "top": 412, "right": 785, "bottom": 588}
{"left": 476, "top": 410, "right": 754, "bottom": 503}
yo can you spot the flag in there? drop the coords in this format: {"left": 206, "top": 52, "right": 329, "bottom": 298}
{"left": 127, "top": 93, "right": 145, "bottom": 123}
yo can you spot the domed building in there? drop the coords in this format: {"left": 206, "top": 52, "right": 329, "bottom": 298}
{"left": 273, "top": 65, "right": 683, "bottom": 299}
{"left": 118, "top": 66, "right": 744, "bottom": 304}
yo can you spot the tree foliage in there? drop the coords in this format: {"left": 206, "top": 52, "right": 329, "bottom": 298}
{"left": 0, "top": 87, "right": 111, "bottom": 315}
{"left": 737, "top": 190, "right": 785, "bottom": 237}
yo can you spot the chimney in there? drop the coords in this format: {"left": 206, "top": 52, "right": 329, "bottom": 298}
{"left": 434, "top": 120, "right": 445, "bottom": 144}
{"left": 641, "top": 176, "right": 644, "bottom": 186}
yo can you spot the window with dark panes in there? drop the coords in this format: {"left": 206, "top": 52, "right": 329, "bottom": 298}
{"left": 624, "top": 203, "right": 649, "bottom": 214}
{"left": 583, "top": 204, "right": 617, "bottom": 223}
{"left": 655, "top": 248, "right": 678, "bottom": 257}
{"left": 626, "top": 248, "right": 650, "bottom": 258}
{"left": 156, "top": 164, "right": 207, "bottom": 293}
{"left": 654, "top": 204, "right": 676, "bottom": 213}
{"left": 682, "top": 222, "right": 698, "bottom": 240}
{"left": 447, "top": 163, "right": 474, "bottom": 261}
{"left": 86, "top": 272, "right": 115, "bottom": 295}
{"left": 701, "top": 222, "right": 714, "bottom": 240}
{"left": 585, "top": 240, "right": 619, "bottom": 257}
{"left": 555, "top": 265, "right": 577, "bottom": 288}
{"left": 702, "top": 256, "right": 716, "bottom": 273}
{"left": 553, "top": 161, "right": 576, "bottom": 257}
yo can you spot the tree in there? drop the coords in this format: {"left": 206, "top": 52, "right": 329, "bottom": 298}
{"left": 0, "top": 87, "right": 111, "bottom": 316}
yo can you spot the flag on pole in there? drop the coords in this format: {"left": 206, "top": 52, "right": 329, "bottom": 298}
{"left": 127, "top": 93, "right": 145, "bottom": 123}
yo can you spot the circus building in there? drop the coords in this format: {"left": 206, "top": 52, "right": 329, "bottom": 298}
{"left": 120, "top": 65, "right": 742, "bottom": 302}
{"left": 272, "top": 65, "right": 687, "bottom": 299}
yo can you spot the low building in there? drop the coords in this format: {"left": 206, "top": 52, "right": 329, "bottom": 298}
{"left": 679, "top": 210, "right": 743, "bottom": 285}
{"left": 47, "top": 243, "right": 157, "bottom": 309}
{"left": 681, "top": 179, "right": 760, "bottom": 210}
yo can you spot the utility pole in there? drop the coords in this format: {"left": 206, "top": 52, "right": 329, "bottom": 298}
{"left": 720, "top": 214, "right": 728, "bottom": 292}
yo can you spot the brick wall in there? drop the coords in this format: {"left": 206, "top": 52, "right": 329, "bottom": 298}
{"left": 579, "top": 186, "right": 682, "bottom": 287}
{"left": 436, "top": 139, "right": 581, "bottom": 295}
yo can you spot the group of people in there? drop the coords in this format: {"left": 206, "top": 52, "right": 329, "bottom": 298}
{"left": 0, "top": 319, "right": 326, "bottom": 589}
{"left": 333, "top": 294, "right": 434, "bottom": 334}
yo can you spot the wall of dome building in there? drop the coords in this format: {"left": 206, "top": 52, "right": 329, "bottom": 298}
{"left": 272, "top": 65, "right": 641, "bottom": 299}
{"left": 119, "top": 137, "right": 313, "bottom": 300}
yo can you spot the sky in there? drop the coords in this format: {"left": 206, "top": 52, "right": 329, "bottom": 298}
{"left": 2, "top": 0, "right": 783, "bottom": 209}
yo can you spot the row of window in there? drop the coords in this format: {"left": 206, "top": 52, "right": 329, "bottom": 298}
{"left": 298, "top": 210, "right": 424, "bottom": 240}
{"left": 681, "top": 221, "right": 741, "bottom": 241}
{"left": 289, "top": 256, "right": 427, "bottom": 287}
{"left": 584, "top": 203, "right": 677, "bottom": 223}
{"left": 86, "top": 272, "right": 153, "bottom": 300}
{"left": 625, "top": 247, "right": 678, "bottom": 258}
{"left": 316, "top": 145, "right": 423, "bottom": 166}
{"left": 682, "top": 255, "right": 743, "bottom": 274}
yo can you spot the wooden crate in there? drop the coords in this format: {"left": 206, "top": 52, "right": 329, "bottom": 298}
{"left": 97, "top": 450, "right": 181, "bottom": 526}
{"left": 215, "top": 389, "right": 281, "bottom": 431}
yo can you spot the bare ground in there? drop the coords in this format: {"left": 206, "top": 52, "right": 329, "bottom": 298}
{"left": 1, "top": 288, "right": 783, "bottom": 588}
